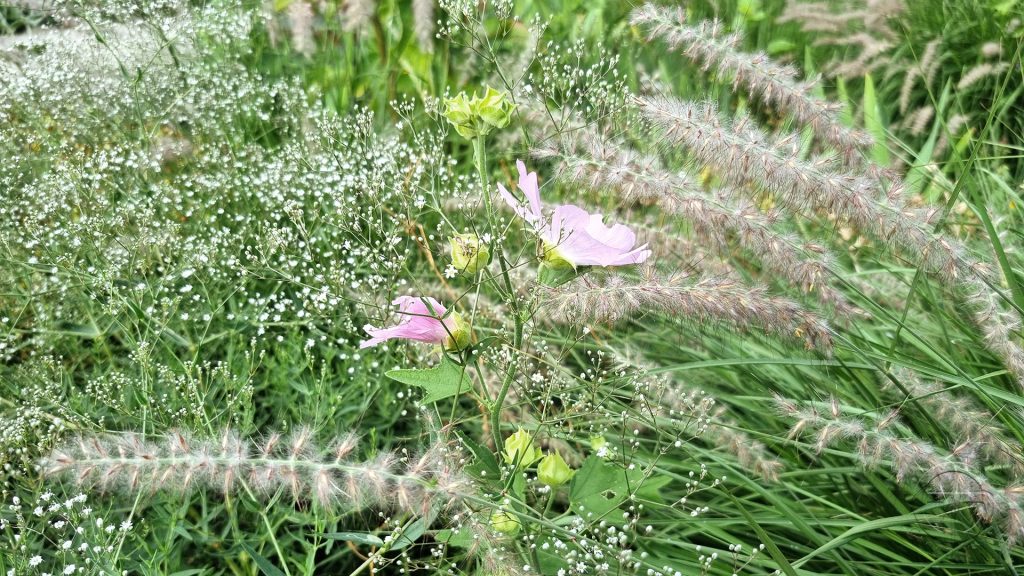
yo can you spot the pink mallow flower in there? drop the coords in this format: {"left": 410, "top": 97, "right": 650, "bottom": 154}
{"left": 498, "top": 160, "right": 651, "bottom": 268}
{"left": 360, "top": 296, "right": 471, "bottom": 350}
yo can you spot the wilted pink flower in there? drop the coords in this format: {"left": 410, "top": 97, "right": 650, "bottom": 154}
{"left": 498, "top": 160, "right": 651, "bottom": 268}
{"left": 360, "top": 296, "right": 470, "bottom": 350}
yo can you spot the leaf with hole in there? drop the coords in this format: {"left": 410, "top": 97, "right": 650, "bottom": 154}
{"left": 568, "top": 456, "right": 632, "bottom": 519}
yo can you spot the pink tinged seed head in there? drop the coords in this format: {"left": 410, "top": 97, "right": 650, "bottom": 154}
{"left": 360, "top": 296, "right": 461, "bottom": 349}
{"left": 499, "top": 160, "right": 651, "bottom": 268}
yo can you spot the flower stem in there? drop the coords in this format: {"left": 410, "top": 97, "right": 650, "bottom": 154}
{"left": 471, "top": 135, "right": 524, "bottom": 448}
{"left": 490, "top": 317, "right": 523, "bottom": 448}
{"left": 473, "top": 136, "right": 493, "bottom": 237}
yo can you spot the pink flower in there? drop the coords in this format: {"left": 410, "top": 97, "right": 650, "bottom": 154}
{"left": 360, "top": 296, "right": 470, "bottom": 350}
{"left": 498, "top": 160, "right": 651, "bottom": 268}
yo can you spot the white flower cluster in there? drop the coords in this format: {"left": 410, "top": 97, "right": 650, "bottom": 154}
{"left": 0, "top": 1, "right": 463, "bottom": 365}
{"left": 1, "top": 490, "right": 133, "bottom": 575}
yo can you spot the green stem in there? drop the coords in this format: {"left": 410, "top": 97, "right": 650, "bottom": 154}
{"left": 473, "top": 136, "right": 493, "bottom": 237}
{"left": 240, "top": 481, "right": 293, "bottom": 576}
{"left": 542, "top": 489, "right": 557, "bottom": 517}
{"left": 490, "top": 317, "right": 523, "bottom": 447}
{"left": 471, "top": 135, "right": 524, "bottom": 448}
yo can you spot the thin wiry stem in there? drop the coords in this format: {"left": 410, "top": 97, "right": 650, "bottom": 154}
{"left": 631, "top": 4, "right": 871, "bottom": 163}
{"left": 545, "top": 267, "right": 832, "bottom": 351}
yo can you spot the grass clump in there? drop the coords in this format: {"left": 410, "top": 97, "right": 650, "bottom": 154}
{"left": 2, "top": 1, "right": 1023, "bottom": 574}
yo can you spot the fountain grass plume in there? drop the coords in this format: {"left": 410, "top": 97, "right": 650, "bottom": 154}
{"left": 41, "top": 428, "right": 471, "bottom": 517}
{"left": 533, "top": 131, "right": 856, "bottom": 316}
{"left": 545, "top": 266, "right": 833, "bottom": 351}
{"left": 777, "top": 394, "right": 1024, "bottom": 543}
{"left": 632, "top": 4, "right": 872, "bottom": 164}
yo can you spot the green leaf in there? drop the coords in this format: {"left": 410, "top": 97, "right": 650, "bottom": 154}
{"left": 538, "top": 263, "right": 582, "bottom": 287}
{"left": 569, "top": 456, "right": 631, "bottom": 520}
{"left": 993, "top": 0, "right": 1019, "bottom": 15}
{"left": 862, "top": 74, "right": 890, "bottom": 166}
{"left": 240, "top": 543, "right": 286, "bottom": 576}
{"left": 391, "top": 516, "right": 430, "bottom": 551}
{"left": 569, "top": 457, "right": 669, "bottom": 521}
{"left": 632, "top": 473, "right": 672, "bottom": 502}
{"left": 386, "top": 357, "right": 469, "bottom": 404}
{"left": 534, "top": 536, "right": 569, "bottom": 572}
{"left": 434, "top": 528, "right": 476, "bottom": 549}
{"left": 321, "top": 532, "right": 384, "bottom": 546}
{"left": 512, "top": 470, "right": 526, "bottom": 502}
{"left": 793, "top": 514, "right": 951, "bottom": 568}
{"left": 766, "top": 39, "right": 796, "bottom": 55}
{"left": 836, "top": 78, "right": 854, "bottom": 127}
{"left": 461, "top": 432, "right": 501, "bottom": 488}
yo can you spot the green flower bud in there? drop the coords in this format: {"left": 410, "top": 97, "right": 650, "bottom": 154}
{"left": 443, "top": 92, "right": 474, "bottom": 127}
{"left": 537, "top": 451, "right": 574, "bottom": 487}
{"left": 442, "top": 86, "right": 514, "bottom": 140}
{"left": 449, "top": 233, "right": 489, "bottom": 274}
{"left": 502, "top": 428, "right": 543, "bottom": 468}
{"left": 475, "top": 86, "right": 514, "bottom": 129}
{"left": 590, "top": 435, "right": 611, "bottom": 458}
{"left": 489, "top": 509, "right": 521, "bottom": 535}
{"left": 453, "top": 122, "right": 480, "bottom": 139}
{"left": 540, "top": 242, "right": 575, "bottom": 270}
{"left": 444, "top": 312, "right": 473, "bottom": 351}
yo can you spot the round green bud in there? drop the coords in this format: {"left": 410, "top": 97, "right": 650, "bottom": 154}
{"left": 502, "top": 428, "right": 543, "bottom": 468}
{"left": 537, "top": 451, "right": 574, "bottom": 487}
{"left": 449, "top": 233, "right": 489, "bottom": 275}
{"left": 443, "top": 92, "right": 474, "bottom": 126}
{"left": 442, "top": 86, "right": 515, "bottom": 140}
{"left": 444, "top": 312, "right": 473, "bottom": 351}
{"left": 475, "top": 86, "right": 515, "bottom": 129}
{"left": 489, "top": 509, "right": 521, "bottom": 535}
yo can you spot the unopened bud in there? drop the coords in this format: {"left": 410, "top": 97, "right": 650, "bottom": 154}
{"left": 537, "top": 451, "right": 574, "bottom": 487}
{"left": 449, "top": 233, "right": 489, "bottom": 274}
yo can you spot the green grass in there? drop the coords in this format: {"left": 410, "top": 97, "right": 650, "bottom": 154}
{"left": 1, "top": 0, "right": 1023, "bottom": 574}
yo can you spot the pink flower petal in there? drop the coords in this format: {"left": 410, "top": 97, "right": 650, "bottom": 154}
{"left": 583, "top": 214, "right": 637, "bottom": 252}
{"left": 516, "top": 159, "right": 542, "bottom": 220}
{"left": 500, "top": 160, "right": 653, "bottom": 268}
{"left": 498, "top": 160, "right": 543, "bottom": 227}
{"left": 359, "top": 296, "right": 455, "bottom": 348}
{"left": 548, "top": 204, "right": 651, "bottom": 267}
